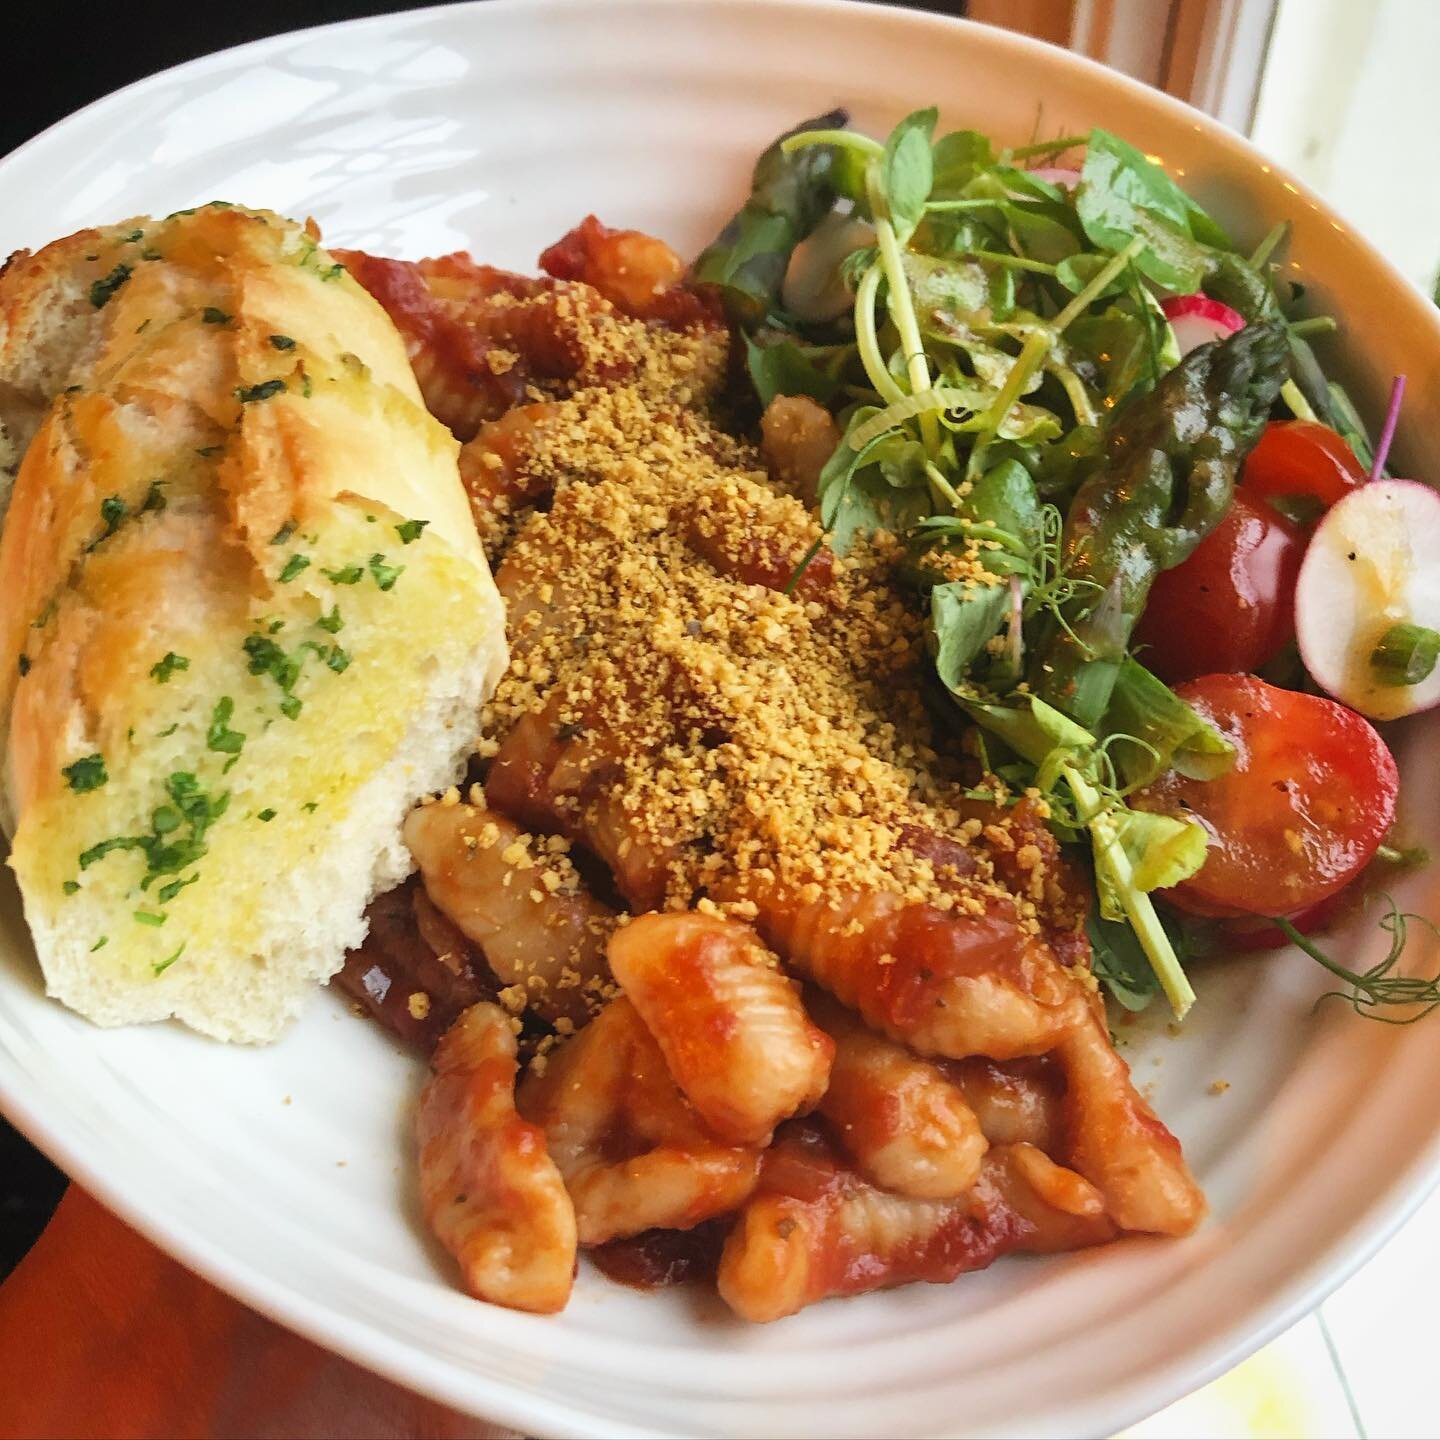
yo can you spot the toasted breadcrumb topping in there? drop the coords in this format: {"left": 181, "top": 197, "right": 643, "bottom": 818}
{"left": 465, "top": 293, "right": 1082, "bottom": 942}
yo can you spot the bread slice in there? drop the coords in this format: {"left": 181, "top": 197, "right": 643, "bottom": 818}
{"left": 0, "top": 205, "right": 507, "bottom": 1041}
{"left": 0, "top": 224, "right": 128, "bottom": 529}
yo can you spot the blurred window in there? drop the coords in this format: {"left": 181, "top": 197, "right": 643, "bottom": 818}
{"left": 969, "top": 0, "right": 1439, "bottom": 295}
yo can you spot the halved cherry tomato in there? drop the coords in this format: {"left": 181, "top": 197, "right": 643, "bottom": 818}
{"left": 1241, "top": 420, "right": 1366, "bottom": 516}
{"left": 1133, "top": 493, "right": 1303, "bottom": 683}
{"left": 1136, "top": 674, "right": 1398, "bottom": 918}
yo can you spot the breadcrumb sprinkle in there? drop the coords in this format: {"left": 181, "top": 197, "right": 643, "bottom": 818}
{"left": 458, "top": 290, "right": 1083, "bottom": 947}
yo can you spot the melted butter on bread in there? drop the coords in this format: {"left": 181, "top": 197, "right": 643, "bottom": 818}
{"left": 0, "top": 205, "right": 507, "bottom": 1041}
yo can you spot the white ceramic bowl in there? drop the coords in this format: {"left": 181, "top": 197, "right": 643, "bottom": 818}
{"left": 2, "top": 3, "right": 1439, "bottom": 1436}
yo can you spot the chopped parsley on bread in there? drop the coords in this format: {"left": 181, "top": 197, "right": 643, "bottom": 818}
{"left": 0, "top": 204, "right": 507, "bottom": 1041}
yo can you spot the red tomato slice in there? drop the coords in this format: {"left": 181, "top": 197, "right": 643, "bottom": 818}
{"left": 1241, "top": 420, "right": 1366, "bottom": 515}
{"left": 1133, "top": 493, "right": 1303, "bottom": 684}
{"left": 1136, "top": 674, "right": 1398, "bottom": 918}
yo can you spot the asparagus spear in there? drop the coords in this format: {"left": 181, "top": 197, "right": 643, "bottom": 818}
{"left": 1029, "top": 318, "right": 1288, "bottom": 727}
{"left": 692, "top": 108, "right": 849, "bottom": 325}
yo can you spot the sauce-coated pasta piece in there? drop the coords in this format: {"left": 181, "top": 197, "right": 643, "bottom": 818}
{"left": 945, "top": 1055, "right": 1065, "bottom": 1152}
{"left": 736, "top": 881, "right": 1088, "bottom": 1061}
{"left": 404, "top": 802, "right": 616, "bottom": 1027}
{"left": 1057, "top": 1014, "right": 1207, "bottom": 1236}
{"left": 518, "top": 998, "right": 762, "bottom": 1244}
{"left": 814, "top": 997, "right": 987, "bottom": 1200}
{"left": 717, "top": 1124, "right": 1113, "bottom": 1323}
{"left": 610, "top": 911, "right": 833, "bottom": 1146}
{"left": 418, "top": 1003, "right": 577, "bottom": 1314}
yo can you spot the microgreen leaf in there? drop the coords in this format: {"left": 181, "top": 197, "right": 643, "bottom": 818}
{"left": 930, "top": 580, "right": 1011, "bottom": 689}
{"left": 930, "top": 129, "right": 995, "bottom": 194}
{"left": 881, "top": 107, "right": 938, "bottom": 245}
{"left": 1076, "top": 129, "right": 1214, "bottom": 292}
{"left": 743, "top": 334, "right": 846, "bottom": 408}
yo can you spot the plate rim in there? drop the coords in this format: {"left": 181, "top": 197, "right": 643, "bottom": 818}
{"left": 3, "top": 2, "right": 1440, "bottom": 1436}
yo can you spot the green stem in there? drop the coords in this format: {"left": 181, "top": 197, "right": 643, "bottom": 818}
{"left": 1064, "top": 763, "right": 1197, "bottom": 1019}
{"left": 974, "top": 330, "right": 1050, "bottom": 458}
{"left": 1052, "top": 237, "right": 1147, "bottom": 332}
{"left": 1280, "top": 377, "right": 1319, "bottom": 422}
{"left": 869, "top": 163, "right": 939, "bottom": 453}
{"left": 784, "top": 534, "right": 827, "bottom": 596}
{"left": 1288, "top": 315, "right": 1338, "bottom": 338}
{"left": 781, "top": 130, "right": 885, "bottom": 161}
{"left": 954, "top": 517, "right": 1030, "bottom": 553}
{"left": 1273, "top": 918, "right": 1369, "bottom": 990}
{"left": 923, "top": 460, "right": 963, "bottom": 510}
{"left": 854, "top": 263, "right": 906, "bottom": 405}
{"left": 1248, "top": 221, "right": 1289, "bottom": 271}
{"left": 971, "top": 251, "right": 1059, "bottom": 275}
{"left": 971, "top": 236, "right": 1142, "bottom": 475}
{"left": 1049, "top": 358, "right": 1098, "bottom": 428}
{"left": 1003, "top": 134, "right": 1090, "bottom": 161}
{"left": 925, "top": 197, "right": 1009, "bottom": 211}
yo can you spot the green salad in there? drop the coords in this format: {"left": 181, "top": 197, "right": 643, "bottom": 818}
{"left": 695, "top": 109, "right": 1437, "bottom": 1020}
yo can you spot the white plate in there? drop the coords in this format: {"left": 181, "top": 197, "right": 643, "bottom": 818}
{"left": 3, "top": 2, "right": 1440, "bottom": 1436}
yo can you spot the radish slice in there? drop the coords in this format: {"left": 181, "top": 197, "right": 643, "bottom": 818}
{"left": 1295, "top": 479, "right": 1440, "bottom": 719}
{"left": 1160, "top": 295, "right": 1246, "bottom": 357}
{"left": 1026, "top": 165, "right": 1082, "bottom": 190}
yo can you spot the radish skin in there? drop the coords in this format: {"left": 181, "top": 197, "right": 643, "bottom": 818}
{"left": 1026, "top": 165, "right": 1082, "bottom": 190}
{"left": 1161, "top": 295, "right": 1246, "bottom": 358}
{"left": 1295, "top": 479, "right": 1440, "bottom": 720}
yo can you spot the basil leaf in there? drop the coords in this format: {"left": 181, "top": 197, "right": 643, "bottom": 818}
{"left": 958, "top": 175, "right": 1084, "bottom": 264}
{"left": 1006, "top": 202, "right": 1085, "bottom": 264}
{"left": 1184, "top": 194, "right": 1232, "bottom": 251}
{"left": 991, "top": 164, "right": 1066, "bottom": 203}
{"left": 1081, "top": 128, "right": 1193, "bottom": 231}
{"left": 902, "top": 252, "right": 990, "bottom": 316}
{"left": 882, "top": 107, "right": 938, "bottom": 244}
{"left": 828, "top": 465, "right": 931, "bottom": 555}
{"left": 1067, "top": 308, "right": 1162, "bottom": 407}
{"left": 817, "top": 414, "right": 930, "bottom": 554}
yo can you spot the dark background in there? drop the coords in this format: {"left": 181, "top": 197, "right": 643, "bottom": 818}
{"left": 0, "top": 0, "right": 967, "bottom": 1281}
